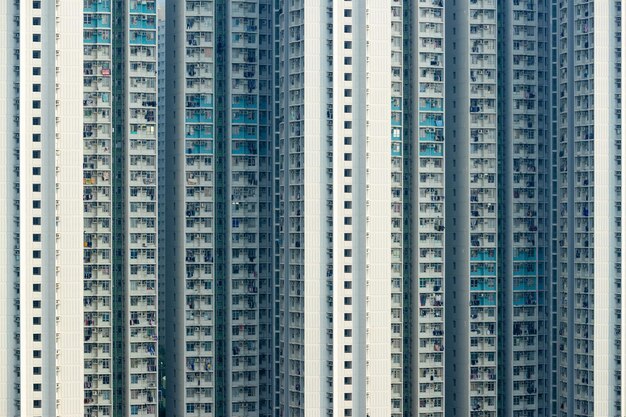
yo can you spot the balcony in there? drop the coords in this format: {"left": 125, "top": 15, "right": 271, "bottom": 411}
{"left": 84, "top": 16, "right": 111, "bottom": 29}
{"left": 419, "top": 144, "right": 443, "bottom": 157}
{"left": 130, "top": 17, "right": 156, "bottom": 30}
{"left": 84, "top": 30, "right": 111, "bottom": 44}
{"left": 85, "top": 0, "right": 111, "bottom": 13}
{"left": 129, "top": 1, "right": 156, "bottom": 14}
{"left": 469, "top": 294, "right": 496, "bottom": 307}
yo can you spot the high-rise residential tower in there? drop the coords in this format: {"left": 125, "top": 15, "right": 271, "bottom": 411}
{"left": 445, "top": 1, "right": 553, "bottom": 416}
{"left": 557, "top": 1, "right": 623, "bottom": 416}
{"left": 164, "top": 0, "right": 274, "bottom": 415}
{"left": 549, "top": 0, "right": 560, "bottom": 415}
{"left": 445, "top": 0, "right": 500, "bottom": 415}
{"left": 157, "top": 10, "right": 166, "bottom": 414}
{"left": 405, "top": 1, "right": 446, "bottom": 416}
{"left": 83, "top": 0, "right": 159, "bottom": 415}
{"left": 157, "top": 7, "right": 166, "bottom": 361}
{"left": 276, "top": 1, "right": 407, "bottom": 415}
{"left": 0, "top": 0, "right": 85, "bottom": 416}
{"left": 502, "top": 1, "right": 552, "bottom": 415}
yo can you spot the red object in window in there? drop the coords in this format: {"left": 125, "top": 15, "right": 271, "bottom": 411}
{"left": 101, "top": 68, "right": 110, "bottom": 76}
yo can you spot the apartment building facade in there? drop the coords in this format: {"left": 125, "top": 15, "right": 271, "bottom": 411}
{"left": 149, "top": 1, "right": 623, "bottom": 417}
{"left": 83, "top": 0, "right": 159, "bottom": 415}
{"left": 276, "top": 0, "right": 408, "bottom": 415}
{"left": 444, "top": 1, "right": 553, "bottom": 416}
{"left": 0, "top": 0, "right": 85, "bottom": 416}
{"left": 5, "top": 1, "right": 626, "bottom": 417}
{"left": 164, "top": 0, "right": 274, "bottom": 415}
{"left": 557, "top": 1, "right": 623, "bottom": 416}
{"left": 273, "top": 1, "right": 552, "bottom": 416}
{"left": 406, "top": 0, "right": 446, "bottom": 416}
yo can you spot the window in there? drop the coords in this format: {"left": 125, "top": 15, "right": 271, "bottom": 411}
{"left": 33, "top": 134, "right": 41, "bottom": 142}
{"left": 33, "top": 251, "right": 41, "bottom": 259}
{"left": 344, "top": 121, "right": 352, "bottom": 129}
{"left": 33, "top": 283, "right": 41, "bottom": 292}
{"left": 32, "top": 150, "right": 41, "bottom": 159}
{"left": 33, "top": 167, "right": 40, "bottom": 175}
{"left": 345, "top": 393, "right": 352, "bottom": 400}
{"left": 344, "top": 233, "right": 352, "bottom": 241}
{"left": 344, "top": 137, "right": 352, "bottom": 145}
{"left": 33, "top": 400, "right": 41, "bottom": 408}
{"left": 345, "top": 89, "right": 352, "bottom": 97}
{"left": 33, "top": 200, "right": 41, "bottom": 209}
{"left": 344, "top": 377, "right": 352, "bottom": 385}
{"left": 33, "top": 0, "right": 41, "bottom": 8}
{"left": 33, "top": 50, "right": 41, "bottom": 59}
{"left": 344, "top": 185, "right": 352, "bottom": 193}
{"left": 345, "top": 329, "right": 352, "bottom": 337}
{"left": 33, "top": 184, "right": 40, "bottom": 191}
{"left": 344, "top": 313, "right": 352, "bottom": 321}
{"left": 344, "top": 57, "right": 352, "bottom": 65}
{"left": 33, "top": 267, "right": 41, "bottom": 275}
{"left": 33, "top": 84, "right": 41, "bottom": 92}
{"left": 33, "top": 300, "right": 41, "bottom": 308}
{"left": 33, "top": 17, "right": 41, "bottom": 25}
{"left": 344, "top": 169, "right": 352, "bottom": 177}
{"left": 33, "top": 367, "right": 41, "bottom": 375}
{"left": 33, "top": 384, "right": 41, "bottom": 391}
{"left": 344, "top": 41, "right": 352, "bottom": 49}
{"left": 344, "top": 201, "right": 352, "bottom": 209}
{"left": 33, "top": 317, "right": 41, "bottom": 325}
{"left": 32, "top": 117, "right": 41, "bottom": 126}
{"left": 344, "top": 217, "right": 352, "bottom": 225}
{"left": 33, "top": 350, "right": 41, "bottom": 358}
{"left": 344, "top": 9, "right": 352, "bottom": 17}
{"left": 344, "top": 105, "right": 352, "bottom": 113}
{"left": 32, "top": 34, "right": 41, "bottom": 42}
{"left": 32, "top": 67, "right": 41, "bottom": 75}
{"left": 344, "top": 297, "right": 352, "bottom": 305}
{"left": 344, "top": 361, "right": 352, "bottom": 369}
{"left": 33, "top": 233, "right": 41, "bottom": 241}
{"left": 344, "top": 281, "right": 352, "bottom": 289}
{"left": 33, "top": 334, "right": 41, "bottom": 342}
{"left": 32, "top": 100, "right": 40, "bottom": 109}
{"left": 33, "top": 217, "right": 41, "bottom": 225}
{"left": 344, "top": 25, "right": 352, "bottom": 33}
